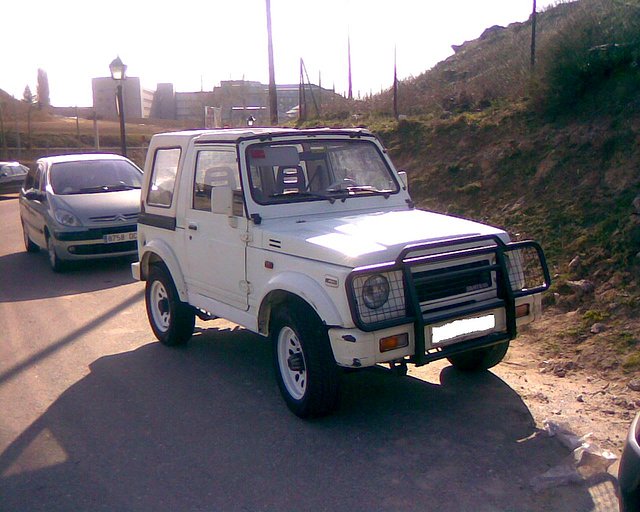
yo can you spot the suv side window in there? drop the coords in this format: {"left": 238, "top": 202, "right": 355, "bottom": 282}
{"left": 148, "top": 148, "right": 181, "bottom": 207}
{"left": 193, "top": 150, "right": 239, "bottom": 211}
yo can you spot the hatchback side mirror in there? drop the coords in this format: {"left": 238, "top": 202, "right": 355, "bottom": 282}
{"left": 24, "top": 188, "right": 45, "bottom": 201}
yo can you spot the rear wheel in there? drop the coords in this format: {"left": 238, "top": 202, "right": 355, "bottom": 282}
{"left": 272, "top": 303, "right": 340, "bottom": 418}
{"left": 22, "top": 222, "right": 39, "bottom": 253}
{"left": 447, "top": 341, "right": 510, "bottom": 371}
{"left": 145, "top": 264, "right": 195, "bottom": 346}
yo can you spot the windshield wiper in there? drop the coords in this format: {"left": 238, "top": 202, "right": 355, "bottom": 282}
{"left": 79, "top": 184, "right": 140, "bottom": 193}
{"left": 326, "top": 186, "right": 393, "bottom": 199}
{"left": 269, "top": 191, "right": 337, "bottom": 204}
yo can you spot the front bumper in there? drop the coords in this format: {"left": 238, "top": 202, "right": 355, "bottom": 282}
{"left": 329, "top": 294, "right": 542, "bottom": 368}
{"left": 338, "top": 234, "right": 550, "bottom": 368}
{"left": 52, "top": 224, "right": 138, "bottom": 260}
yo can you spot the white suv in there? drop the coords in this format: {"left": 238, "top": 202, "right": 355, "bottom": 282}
{"left": 132, "top": 128, "right": 550, "bottom": 417}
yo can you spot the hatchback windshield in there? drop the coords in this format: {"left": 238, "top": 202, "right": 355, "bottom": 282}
{"left": 50, "top": 160, "right": 142, "bottom": 195}
{"left": 247, "top": 139, "right": 399, "bottom": 204}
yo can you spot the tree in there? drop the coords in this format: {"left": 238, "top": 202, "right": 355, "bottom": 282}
{"left": 37, "top": 68, "right": 50, "bottom": 109}
{"left": 22, "top": 86, "right": 36, "bottom": 150}
{"left": 23, "top": 85, "right": 35, "bottom": 105}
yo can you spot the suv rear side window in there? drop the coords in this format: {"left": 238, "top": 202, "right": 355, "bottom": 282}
{"left": 148, "top": 148, "right": 181, "bottom": 207}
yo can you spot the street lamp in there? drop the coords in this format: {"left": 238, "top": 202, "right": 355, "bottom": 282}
{"left": 109, "top": 56, "right": 127, "bottom": 157}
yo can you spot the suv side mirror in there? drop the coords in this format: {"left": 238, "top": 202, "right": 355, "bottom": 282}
{"left": 211, "top": 186, "right": 233, "bottom": 216}
{"left": 398, "top": 171, "right": 408, "bottom": 191}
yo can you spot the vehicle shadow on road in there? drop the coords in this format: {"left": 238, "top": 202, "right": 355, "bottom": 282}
{"left": 0, "top": 250, "right": 136, "bottom": 302}
{"left": 0, "top": 326, "right": 596, "bottom": 512}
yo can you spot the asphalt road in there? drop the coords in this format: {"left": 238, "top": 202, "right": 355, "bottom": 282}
{"left": 0, "top": 194, "right": 604, "bottom": 512}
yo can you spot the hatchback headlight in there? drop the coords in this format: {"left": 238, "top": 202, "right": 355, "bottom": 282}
{"left": 54, "top": 209, "right": 82, "bottom": 227}
{"left": 362, "top": 274, "right": 390, "bottom": 309}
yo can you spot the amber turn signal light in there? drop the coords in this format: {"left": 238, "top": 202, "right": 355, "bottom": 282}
{"left": 379, "top": 333, "right": 409, "bottom": 353}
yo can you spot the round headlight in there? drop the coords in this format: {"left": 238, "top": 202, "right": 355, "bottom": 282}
{"left": 362, "top": 274, "right": 390, "bottom": 310}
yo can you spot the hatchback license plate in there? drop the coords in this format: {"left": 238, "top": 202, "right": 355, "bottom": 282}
{"left": 103, "top": 232, "right": 137, "bottom": 243}
{"left": 432, "top": 314, "right": 496, "bottom": 345}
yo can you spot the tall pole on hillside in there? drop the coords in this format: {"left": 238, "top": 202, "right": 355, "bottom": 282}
{"left": 393, "top": 46, "right": 399, "bottom": 119}
{"left": 0, "top": 103, "right": 7, "bottom": 160}
{"left": 530, "top": 0, "right": 537, "bottom": 70}
{"left": 266, "top": 0, "right": 279, "bottom": 125}
{"left": 347, "top": 31, "right": 353, "bottom": 100}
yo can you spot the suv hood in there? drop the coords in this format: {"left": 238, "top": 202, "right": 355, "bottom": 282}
{"left": 257, "top": 208, "right": 508, "bottom": 268}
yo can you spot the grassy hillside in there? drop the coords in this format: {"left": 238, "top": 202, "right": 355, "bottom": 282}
{"left": 315, "top": 0, "right": 640, "bottom": 375}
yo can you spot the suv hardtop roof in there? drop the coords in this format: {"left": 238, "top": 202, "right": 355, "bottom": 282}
{"left": 152, "top": 127, "right": 376, "bottom": 145}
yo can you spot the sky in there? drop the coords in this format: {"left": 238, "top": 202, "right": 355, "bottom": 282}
{"left": 3, "top": 0, "right": 560, "bottom": 107}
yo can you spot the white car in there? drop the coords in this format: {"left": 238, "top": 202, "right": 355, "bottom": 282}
{"left": 20, "top": 154, "right": 143, "bottom": 271}
{"left": 132, "top": 128, "right": 550, "bottom": 417}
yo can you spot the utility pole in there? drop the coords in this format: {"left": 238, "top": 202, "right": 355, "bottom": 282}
{"left": 0, "top": 103, "right": 7, "bottom": 160}
{"left": 347, "top": 31, "right": 353, "bottom": 100}
{"left": 266, "top": 0, "right": 278, "bottom": 125}
{"left": 530, "top": 0, "right": 537, "bottom": 70}
{"left": 393, "top": 46, "right": 399, "bottom": 119}
{"left": 298, "top": 59, "right": 306, "bottom": 123}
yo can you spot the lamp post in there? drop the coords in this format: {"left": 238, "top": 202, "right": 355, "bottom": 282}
{"left": 109, "top": 56, "right": 127, "bottom": 157}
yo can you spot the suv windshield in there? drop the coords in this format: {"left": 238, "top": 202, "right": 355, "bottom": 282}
{"left": 50, "top": 160, "right": 142, "bottom": 195}
{"left": 247, "top": 139, "right": 399, "bottom": 204}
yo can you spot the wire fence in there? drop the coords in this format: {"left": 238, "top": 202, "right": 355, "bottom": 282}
{"left": 1, "top": 146, "right": 149, "bottom": 168}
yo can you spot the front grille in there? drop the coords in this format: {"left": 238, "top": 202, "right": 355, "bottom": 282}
{"left": 90, "top": 212, "right": 138, "bottom": 223}
{"left": 70, "top": 241, "right": 137, "bottom": 255}
{"left": 413, "top": 260, "right": 493, "bottom": 303}
{"left": 56, "top": 224, "right": 137, "bottom": 241}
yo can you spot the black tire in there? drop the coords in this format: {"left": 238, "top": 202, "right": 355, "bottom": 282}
{"left": 145, "top": 264, "right": 195, "bottom": 346}
{"left": 271, "top": 303, "right": 340, "bottom": 418}
{"left": 22, "top": 222, "right": 39, "bottom": 253}
{"left": 46, "top": 234, "right": 66, "bottom": 272}
{"left": 447, "top": 341, "right": 510, "bottom": 372}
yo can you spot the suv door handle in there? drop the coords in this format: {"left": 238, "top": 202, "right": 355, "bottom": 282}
{"left": 188, "top": 222, "right": 198, "bottom": 231}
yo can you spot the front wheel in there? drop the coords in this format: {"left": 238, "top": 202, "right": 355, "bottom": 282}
{"left": 145, "top": 264, "right": 195, "bottom": 346}
{"left": 447, "top": 341, "right": 510, "bottom": 372}
{"left": 46, "top": 234, "right": 65, "bottom": 272}
{"left": 272, "top": 304, "right": 340, "bottom": 418}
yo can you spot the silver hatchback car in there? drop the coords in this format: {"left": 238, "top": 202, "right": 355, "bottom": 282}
{"left": 19, "top": 154, "right": 143, "bottom": 272}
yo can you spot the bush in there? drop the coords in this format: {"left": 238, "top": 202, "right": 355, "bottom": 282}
{"left": 533, "top": 0, "right": 640, "bottom": 116}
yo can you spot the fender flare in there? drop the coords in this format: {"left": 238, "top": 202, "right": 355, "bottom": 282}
{"left": 139, "top": 239, "right": 189, "bottom": 302}
{"left": 257, "top": 271, "right": 345, "bottom": 336}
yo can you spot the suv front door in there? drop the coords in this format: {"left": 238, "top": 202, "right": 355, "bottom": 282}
{"left": 183, "top": 147, "right": 249, "bottom": 310}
